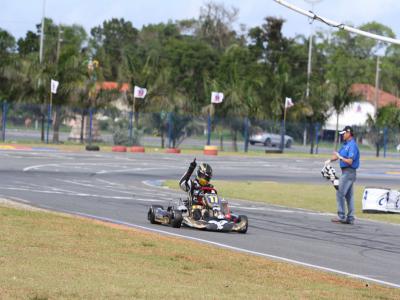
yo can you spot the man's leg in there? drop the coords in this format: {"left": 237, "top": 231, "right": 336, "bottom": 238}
{"left": 336, "top": 172, "right": 349, "bottom": 221}
{"left": 344, "top": 171, "right": 356, "bottom": 223}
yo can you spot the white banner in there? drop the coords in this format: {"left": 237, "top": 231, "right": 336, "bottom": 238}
{"left": 387, "top": 190, "right": 400, "bottom": 213}
{"left": 285, "top": 97, "right": 294, "bottom": 108}
{"left": 362, "top": 187, "right": 390, "bottom": 212}
{"left": 51, "top": 79, "right": 59, "bottom": 94}
{"left": 134, "top": 86, "right": 147, "bottom": 98}
{"left": 211, "top": 92, "right": 224, "bottom": 104}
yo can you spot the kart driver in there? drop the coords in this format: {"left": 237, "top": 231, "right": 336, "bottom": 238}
{"left": 179, "top": 158, "right": 215, "bottom": 208}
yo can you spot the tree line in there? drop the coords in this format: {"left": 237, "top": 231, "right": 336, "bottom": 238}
{"left": 1, "top": 2, "right": 400, "bottom": 151}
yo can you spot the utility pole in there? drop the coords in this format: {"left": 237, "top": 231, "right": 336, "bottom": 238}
{"left": 374, "top": 55, "right": 381, "bottom": 112}
{"left": 56, "top": 26, "right": 63, "bottom": 63}
{"left": 39, "top": 0, "right": 46, "bottom": 64}
{"left": 304, "top": 0, "right": 322, "bottom": 148}
{"left": 39, "top": 0, "right": 46, "bottom": 142}
{"left": 48, "top": 25, "right": 63, "bottom": 144}
{"left": 304, "top": 0, "right": 322, "bottom": 98}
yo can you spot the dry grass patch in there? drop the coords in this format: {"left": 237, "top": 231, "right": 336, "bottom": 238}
{"left": 1, "top": 204, "right": 399, "bottom": 299}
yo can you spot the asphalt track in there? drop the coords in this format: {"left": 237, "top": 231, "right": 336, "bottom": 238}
{"left": 1, "top": 149, "right": 400, "bottom": 288}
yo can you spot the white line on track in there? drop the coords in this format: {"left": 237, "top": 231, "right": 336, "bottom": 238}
{"left": 37, "top": 205, "right": 400, "bottom": 289}
{"left": 23, "top": 162, "right": 106, "bottom": 172}
{"left": 55, "top": 179, "right": 137, "bottom": 196}
{"left": 55, "top": 179, "right": 97, "bottom": 188}
{"left": 229, "top": 205, "right": 333, "bottom": 216}
{"left": 23, "top": 163, "right": 60, "bottom": 172}
{"left": 94, "top": 167, "right": 170, "bottom": 175}
{"left": 0, "top": 186, "right": 160, "bottom": 202}
{"left": 135, "top": 198, "right": 164, "bottom": 202}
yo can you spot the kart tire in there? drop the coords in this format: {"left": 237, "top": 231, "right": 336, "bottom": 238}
{"left": 250, "top": 141, "right": 255, "bottom": 145}
{"left": 238, "top": 215, "right": 248, "bottom": 234}
{"left": 148, "top": 205, "right": 163, "bottom": 224}
{"left": 86, "top": 145, "right": 100, "bottom": 151}
{"left": 170, "top": 210, "right": 183, "bottom": 228}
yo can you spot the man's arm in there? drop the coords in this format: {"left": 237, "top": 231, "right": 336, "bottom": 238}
{"left": 325, "top": 152, "right": 353, "bottom": 166}
{"left": 335, "top": 150, "right": 354, "bottom": 166}
{"left": 325, "top": 152, "right": 340, "bottom": 165}
{"left": 179, "top": 158, "right": 197, "bottom": 192}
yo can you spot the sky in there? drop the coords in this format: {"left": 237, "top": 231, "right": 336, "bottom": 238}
{"left": 1, "top": 0, "right": 400, "bottom": 41}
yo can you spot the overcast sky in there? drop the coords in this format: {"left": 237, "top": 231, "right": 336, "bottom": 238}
{"left": 1, "top": 0, "right": 400, "bottom": 41}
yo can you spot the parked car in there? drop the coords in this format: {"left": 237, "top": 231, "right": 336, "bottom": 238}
{"left": 249, "top": 132, "right": 293, "bottom": 148}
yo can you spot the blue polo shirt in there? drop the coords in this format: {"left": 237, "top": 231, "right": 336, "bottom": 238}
{"left": 338, "top": 138, "right": 360, "bottom": 169}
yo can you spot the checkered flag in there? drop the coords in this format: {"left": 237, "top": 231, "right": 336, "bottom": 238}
{"left": 321, "top": 164, "right": 339, "bottom": 190}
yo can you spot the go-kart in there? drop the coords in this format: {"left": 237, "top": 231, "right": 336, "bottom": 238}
{"left": 147, "top": 187, "right": 248, "bottom": 233}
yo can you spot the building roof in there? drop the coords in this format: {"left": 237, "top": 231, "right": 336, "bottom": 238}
{"left": 97, "top": 81, "right": 130, "bottom": 92}
{"left": 351, "top": 83, "right": 400, "bottom": 108}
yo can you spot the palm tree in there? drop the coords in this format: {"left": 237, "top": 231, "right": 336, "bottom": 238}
{"left": 366, "top": 105, "right": 400, "bottom": 157}
{"left": 211, "top": 44, "right": 262, "bottom": 152}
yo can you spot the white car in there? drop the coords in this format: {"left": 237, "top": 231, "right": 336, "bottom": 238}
{"left": 249, "top": 132, "right": 293, "bottom": 148}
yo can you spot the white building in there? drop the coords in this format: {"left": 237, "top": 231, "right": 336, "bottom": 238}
{"left": 324, "top": 101, "right": 375, "bottom": 130}
{"left": 324, "top": 83, "right": 400, "bottom": 131}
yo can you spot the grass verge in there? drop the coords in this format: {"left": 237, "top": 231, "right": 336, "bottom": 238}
{"left": 164, "top": 180, "right": 400, "bottom": 224}
{"left": 1, "top": 204, "right": 399, "bottom": 299}
{"left": 3, "top": 141, "right": 400, "bottom": 160}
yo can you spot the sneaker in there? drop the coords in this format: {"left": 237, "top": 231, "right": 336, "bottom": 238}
{"left": 345, "top": 219, "right": 354, "bottom": 225}
{"left": 331, "top": 217, "right": 346, "bottom": 224}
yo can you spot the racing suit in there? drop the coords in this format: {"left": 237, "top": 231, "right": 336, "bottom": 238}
{"left": 179, "top": 161, "right": 215, "bottom": 208}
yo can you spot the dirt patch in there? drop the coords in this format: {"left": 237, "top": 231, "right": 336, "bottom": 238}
{"left": 0, "top": 198, "right": 48, "bottom": 212}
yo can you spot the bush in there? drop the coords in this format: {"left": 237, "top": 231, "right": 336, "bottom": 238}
{"left": 112, "top": 119, "right": 141, "bottom": 146}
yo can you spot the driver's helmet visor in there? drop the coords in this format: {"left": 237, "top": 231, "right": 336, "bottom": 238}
{"left": 197, "top": 172, "right": 211, "bottom": 185}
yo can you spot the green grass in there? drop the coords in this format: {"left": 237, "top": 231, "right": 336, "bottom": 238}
{"left": 1, "top": 204, "right": 399, "bottom": 299}
{"left": 165, "top": 180, "right": 400, "bottom": 224}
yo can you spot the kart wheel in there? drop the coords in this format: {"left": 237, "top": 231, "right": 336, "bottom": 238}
{"left": 148, "top": 205, "right": 163, "bottom": 224}
{"left": 171, "top": 210, "right": 183, "bottom": 228}
{"left": 238, "top": 215, "right": 248, "bottom": 234}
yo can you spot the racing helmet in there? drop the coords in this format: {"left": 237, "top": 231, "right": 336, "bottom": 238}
{"left": 196, "top": 163, "right": 212, "bottom": 186}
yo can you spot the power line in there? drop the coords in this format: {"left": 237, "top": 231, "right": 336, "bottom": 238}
{"left": 274, "top": 0, "right": 400, "bottom": 45}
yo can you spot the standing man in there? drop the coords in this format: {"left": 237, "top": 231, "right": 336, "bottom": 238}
{"left": 325, "top": 126, "right": 360, "bottom": 225}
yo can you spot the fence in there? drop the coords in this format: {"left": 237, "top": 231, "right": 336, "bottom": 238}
{"left": 1, "top": 101, "right": 400, "bottom": 157}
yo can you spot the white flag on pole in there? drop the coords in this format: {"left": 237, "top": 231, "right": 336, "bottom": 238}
{"left": 211, "top": 92, "right": 224, "bottom": 104}
{"left": 51, "top": 79, "right": 59, "bottom": 94}
{"left": 134, "top": 86, "right": 147, "bottom": 98}
{"left": 285, "top": 97, "right": 294, "bottom": 109}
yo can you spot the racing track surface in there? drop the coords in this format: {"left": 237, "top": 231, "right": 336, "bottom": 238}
{"left": 1, "top": 150, "right": 400, "bottom": 288}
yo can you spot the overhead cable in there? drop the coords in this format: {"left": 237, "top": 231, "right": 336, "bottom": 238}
{"left": 274, "top": 0, "right": 400, "bottom": 45}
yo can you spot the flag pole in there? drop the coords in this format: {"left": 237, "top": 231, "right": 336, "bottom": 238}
{"left": 207, "top": 104, "right": 213, "bottom": 146}
{"left": 281, "top": 98, "right": 288, "bottom": 151}
{"left": 284, "top": 103, "right": 288, "bottom": 125}
{"left": 46, "top": 90, "right": 52, "bottom": 144}
{"left": 133, "top": 97, "right": 138, "bottom": 129}
{"left": 129, "top": 98, "right": 134, "bottom": 143}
